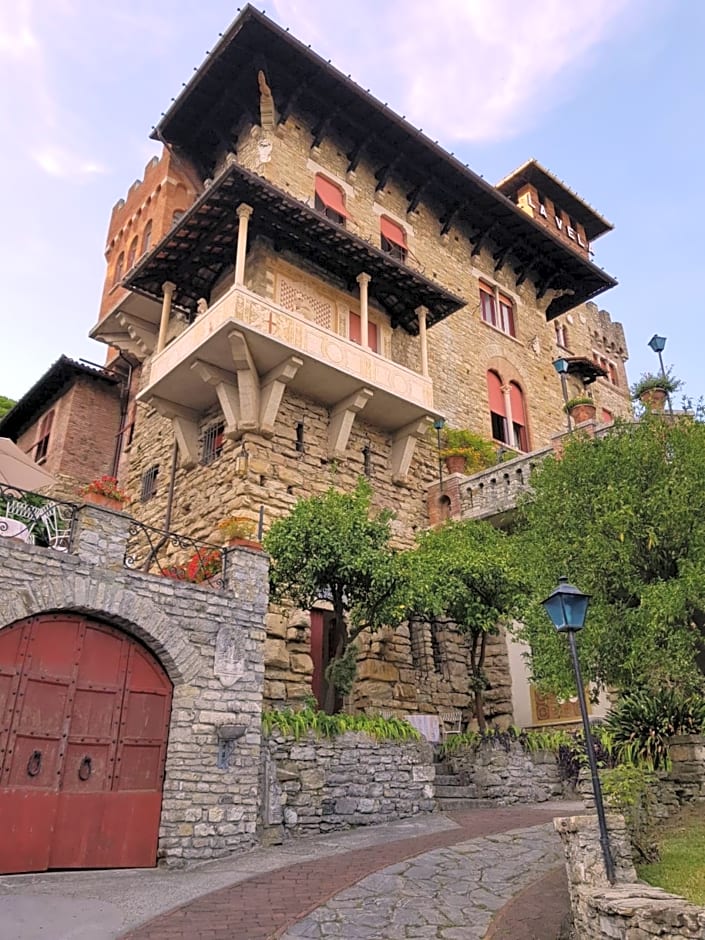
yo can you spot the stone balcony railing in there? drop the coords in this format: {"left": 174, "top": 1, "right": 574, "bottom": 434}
{"left": 458, "top": 446, "right": 554, "bottom": 522}
{"left": 137, "top": 283, "right": 440, "bottom": 478}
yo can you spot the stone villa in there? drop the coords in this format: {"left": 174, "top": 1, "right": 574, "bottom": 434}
{"left": 2, "top": 5, "right": 632, "bottom": 728}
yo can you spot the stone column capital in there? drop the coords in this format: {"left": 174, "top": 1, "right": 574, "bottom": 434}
{"left": 162, "top": 281, "right": 176, "bottom": 296}
{"left": 356, "top": 272, "right": 372, "bottom": 288}
{"left": 237, "top": 203, "right": 254, "bottom": 221}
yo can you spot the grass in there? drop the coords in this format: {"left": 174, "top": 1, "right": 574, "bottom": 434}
{"left": 638, "top": 807, "right": 705, "bottom": 906}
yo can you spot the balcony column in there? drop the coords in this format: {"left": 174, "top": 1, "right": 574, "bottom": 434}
{"left": 357, "top": 272, "right": 371, "bottom": 347}
{"left": 501, "top": 384, "right": 515, "bottom": 447}
{"left": 416, "top": 305, "right": 429, "bottom": 377}
{"left": 234, "top": 203, "right": 254, "bottom": 286}
{"left": 156, "top": 281, "right": 176, "bottom": 354}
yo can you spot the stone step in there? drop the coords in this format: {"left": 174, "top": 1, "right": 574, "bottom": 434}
{"left": 436, "top": 797, "right": 498, "bottom": 811}
{"left": 434, "top": 785, "right": 478, "bottom": 799}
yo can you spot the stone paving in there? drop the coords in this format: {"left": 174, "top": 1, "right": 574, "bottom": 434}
{"left": 281, "top": 824, "right": 563, "bottom": 939}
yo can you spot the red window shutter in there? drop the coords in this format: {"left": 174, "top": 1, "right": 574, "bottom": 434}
{"left": 367, "top": 321, "right": 379, "bottom": 353}
{"left": 41, "top": 410, "right": 54, "bottom": 436}
{"left": 509, "top": 383, "right": 526, "bottom": 426}
{"left": 601, "top": 408, "right": 613, "bottom": 424}
{"left": 349, "top": 312, "right": 362, "bottom": 345}
{"left": 315, "top": 175, "right": 349, "bottom": 218}
{"left": 487, "top": 371, "right": 505, "bottom": 415}
{"left": 380, "top": 216, "right": 406, "bottom": 249}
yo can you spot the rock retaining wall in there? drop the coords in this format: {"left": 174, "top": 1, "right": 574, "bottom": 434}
{"left": 447, "top": 739, "right": 566, "bottom": 803}
{"left": 555, "top": 814, "right": 705, "bottom": 938}
{"left": 260, "top": 731, "right": 435, "bottom": 838}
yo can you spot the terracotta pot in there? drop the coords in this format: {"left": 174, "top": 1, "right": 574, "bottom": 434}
{"left": 444, "top": 454, "right": 467, "bottom": 474}
{"left": 84, "top": 492, "right": 125, "bottom": 510}
{"left": 227, "top": 537, "right": 263, "bottom": 551}
{"left": 639, "top": 387, "right": 668, "bottom": 412}
{"left": 568, "top": 402, "right": 596, "bottom": 424}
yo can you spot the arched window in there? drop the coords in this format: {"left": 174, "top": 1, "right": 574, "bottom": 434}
{"left": 555, "top": 320, "right": 569, "bottom": 349}
{"left": 314, "top": 174, "right": 348, "bottom": 226}
{"left": 126, "top": 236, "right": 138, "bottom": 271}
{"left": 509, "top": 382, "right": 529, "bottom": 451}
{"left": 487, "top": 370, "right": 508, "bottom": 444}
{"left": 141, "top": 220, "right": 152, "bottom": 255}
{"left": 114, "top": 252, "right": 125, "bottom": 285}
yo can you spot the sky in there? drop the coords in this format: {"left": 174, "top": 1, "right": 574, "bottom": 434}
{"left": 0, "top": 0, "right": 703, "bottom": 405}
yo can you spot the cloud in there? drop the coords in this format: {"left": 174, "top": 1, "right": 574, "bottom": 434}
{"left": 31, "top": 146, "right": 107, "bottom": 180}
{"left": 270, "top": 0, "right": 642, "bottom": 142}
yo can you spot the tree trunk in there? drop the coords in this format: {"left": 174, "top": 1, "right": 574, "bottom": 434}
{"left": 474, "top": 688, "right": 487, "bottom": 733}
{"left": 323, "top": 592, "right": 347, "bottom": 714}
{"left": 469, "top": 630, "right": 489, "bottom": 732}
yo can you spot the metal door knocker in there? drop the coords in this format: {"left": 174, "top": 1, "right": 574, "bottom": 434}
{"left": 78, "top": 756, "right": 92, "bottom": 781}
{"left": 27, "top": 750, "right": 42, "bottom": 777}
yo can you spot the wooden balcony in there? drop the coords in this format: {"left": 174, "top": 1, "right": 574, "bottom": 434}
{"left": 137, "top": 284, "right": 440, "bottom": 481}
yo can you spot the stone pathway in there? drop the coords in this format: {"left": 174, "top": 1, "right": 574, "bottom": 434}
{"left": 281, "top": 824, "right": 563, "bottom": 939}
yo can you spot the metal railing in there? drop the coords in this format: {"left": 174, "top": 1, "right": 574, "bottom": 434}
{"left": 0, "top": 482, "right": 78, "bottom": 552}
{"left": 123, "top": 518, "right": 227, "bottom": 589}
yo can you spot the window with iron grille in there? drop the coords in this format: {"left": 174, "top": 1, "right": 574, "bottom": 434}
{"left": 201, "top": 421, "right": 225, "bottom": 465}
{"left": 140, "top": 465, "right": 159, "bottom": 502}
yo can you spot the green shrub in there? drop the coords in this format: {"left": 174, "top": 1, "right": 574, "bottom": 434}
{"left": 601, "top": 763, "right": 658, "bottom": 863}
{"left": 604, "top": 689, "right": 705, "bottom": 770}
{"left": 262, "top": 704, "right": 421, "bottom": 742}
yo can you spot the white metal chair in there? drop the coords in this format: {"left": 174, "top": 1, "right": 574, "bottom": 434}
{"left": 5, "top": 500, "right": 71, "bottom": 551}
{"left": 5, "top": 501, "right": 38, "bottom": 542}
{"left": 438, "top": 708, "right": 463, "bottom": 742}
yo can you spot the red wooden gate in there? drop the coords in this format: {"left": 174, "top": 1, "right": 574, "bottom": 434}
{"left": 0, "top": 613, "right": 172, "bottom": 874}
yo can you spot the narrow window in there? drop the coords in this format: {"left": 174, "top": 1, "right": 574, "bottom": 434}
{"left": 380, "top": 216, "right": 407, "bottom": 262}
{"left": 140, "top": 465, "right": 159, "bottom": 502}
{"left": 141, "top": 220, "right": 152, "bottom": 255}
{"left": 608, "top": 362, "right": 619, "bottom": 386}
{"left": 295, "top": 421, "right": 305, "bottom": 453}
{"left": 480, "top": 284, "right": 496, "bottom": 327}
{"left": 172, "top": 209, "right": 184, "bottom": 226}
{"left": 349, "top": 312, "right": 379, "bottom": 352}
{"left": 498, "top": 292, "right": 516, "bottom": 337}
{"left": 201, "top": 421, "right": 225, "bottom": 465}
{"left": 35, "top": 410, "right": 54, "bottom": 463}
{"left": 555, "top": 321, "right": 569, "bottom": 349}
{"left": 487, "top": 370, "right": 509, "bottom": 445}
{"left": 114, "top": 252, "right": 125, "bottom": 285}
{"left": 314, "top": 175, "right": 349, "bottom": 225}
{"left": 509, "top": 382, "right": 529, "bottom": 451}
{"left": 126, "top": 236, "right": 138, "bottom": 271}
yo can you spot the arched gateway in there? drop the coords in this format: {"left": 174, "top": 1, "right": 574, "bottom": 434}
{"left": 0, "top": 612, "right": 172, "bottom": 874}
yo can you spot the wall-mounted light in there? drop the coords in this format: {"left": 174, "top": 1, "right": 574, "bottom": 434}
{"left": 234, "top": 442, "right": 249, "bottom": 478}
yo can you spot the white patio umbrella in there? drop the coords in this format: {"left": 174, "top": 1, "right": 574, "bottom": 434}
{"left": 0, "top": 438, "right": 56, "bottom": 491}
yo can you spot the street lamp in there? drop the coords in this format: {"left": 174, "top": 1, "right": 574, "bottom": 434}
{"left": 541, "top": 576, "right": 615, "bottom": 884}
{"left": 552, "top": 358, "right": 572, "bottom": 433}
{"left": 647, "top": 334, "right": 673, "bottom": 416}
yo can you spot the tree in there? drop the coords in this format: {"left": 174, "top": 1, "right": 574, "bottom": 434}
{"left": 514, "top": 415, "right": 705, "bottom": 699}
{"left": 0, "top": 396, "right": 15, "bottom": 419}
{"left": 402, "top": 520, "right": 521, "bottom": 731}
{"left": 263, "top": 479, "right": 401, "bottom": 713}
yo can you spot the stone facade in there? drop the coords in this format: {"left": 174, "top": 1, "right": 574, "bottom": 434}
{"left": 260, "top": 731, "right": 435, "bottom": 838}
{"left": 85, "top": 10, "right": 634, "bottom": 723}
{"left": 446, "top": 739, "right": 567, "bottom": 804}
{"left": 556, "top": 814, "right": 705, "bottom": 939}
{"left": 0, "top": 504, "right": 268, "bottom": 865}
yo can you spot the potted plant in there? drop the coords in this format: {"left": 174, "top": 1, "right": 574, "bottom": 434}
{"left": 631, "top": 371, "right": 681, "bottom": 412}
{"left": 440, "top": 428, "right": 498, "bottom": 474}
{"left": 564, "top": 396, "right": 596, "bottom": 424}
{"left": 82, "top": 475, "right": 128, "bottom": 509}
{"left": 186, "top": 548, "right": 223, "bottom": 583}
{"left": 218, "top": 516, "right": 261, "bottom": 550}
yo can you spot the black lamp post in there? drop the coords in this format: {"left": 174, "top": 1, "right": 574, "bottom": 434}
{"left": 552, "top": 358, "right": 572, "bottom": 433}
{"left": 647, "top": 334, "right": 673, "bottom": 416}
{"left": 433, "top": 418, "right": 445, "bottom": 494}
{"left": 541, "top": 577, "right": 616, "bottom": 884}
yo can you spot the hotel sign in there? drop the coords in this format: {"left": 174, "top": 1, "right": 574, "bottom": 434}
{"left": 524, "top": 194, "right": 588, "bottom": 248}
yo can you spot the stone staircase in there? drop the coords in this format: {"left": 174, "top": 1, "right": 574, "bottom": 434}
{"left": 433, "top": 755, "right": 495, "bottom": 812}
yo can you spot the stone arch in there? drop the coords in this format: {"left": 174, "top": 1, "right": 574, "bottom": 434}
{"left": 0, "top": 572, "right": 200, "bottom": 685}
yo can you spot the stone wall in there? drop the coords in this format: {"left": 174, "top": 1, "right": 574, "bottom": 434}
{"left": 555, "top": 814, "right": 705, "bottom": 939}
{"left": 447, "top": 739, "right": 566, "bottom": 803}
{"left": 0, "top": 503, "right": 268, "bottom": 865}
{"left": 260, "top": 731, "right": 435, "bottom": 838}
